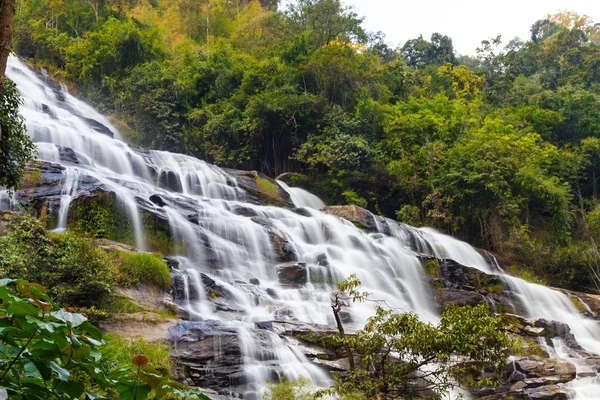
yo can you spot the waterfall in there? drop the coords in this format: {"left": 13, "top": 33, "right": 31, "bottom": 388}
{"left": 3, "top": 55, "right": 600, "bottom": 398}
{"left": 276, "top": 180, "right": 325, "bottom": 209}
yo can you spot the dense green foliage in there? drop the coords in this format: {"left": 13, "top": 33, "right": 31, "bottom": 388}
{"left": 11, "top": 1, "right": 600, "bottom": 291}
{"left": 0, "top": 278, "right": 207, "bottom": 399}
{"left": 116, "top": 252, "right": 171, "bottom": 291}
{"left": 262, "top": 276, "right": 511, "bottom": 399}
{"left": 0, "top": 216, "right": 115, "bottom": 308}
{"left": 0, "top": 79, "right": 35, "bottom": 190}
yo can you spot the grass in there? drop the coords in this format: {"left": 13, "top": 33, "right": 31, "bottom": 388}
{"left": 256, "top": 176, "right": 279, "bottom": 198}
{"left": 507, "top": 265, "right": 546, "bottom": 285}
{"left": 117, "top": 252, "right": 171, "bottom": 291}
{"left": 100, "top": 334, "right": 173, "bottom": 377}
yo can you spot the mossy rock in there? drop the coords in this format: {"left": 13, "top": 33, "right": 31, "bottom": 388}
{"left": 68, "top": 190, "right": 136, "bottom": 246}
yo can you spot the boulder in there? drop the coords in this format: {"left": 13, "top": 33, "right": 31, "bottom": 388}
{"left": 277, "top": 262, "right": 307, "bottom": 286}
{"left": 157, "top": 169, "right": 183, "bottom": 193}
{"left": 82, "top": 116, "right": 115, "bottom": 138}
{"left": 224, "top": 169, "right": 293, "bottom": 208}
{"left": 99, "top": 312, "right": 178, "bottom": 343}
{"left": 322, "top": 205, "right": 378, "bottom": 232}
{"left": 58, "top": 146, "right": 79, "bottom": 164}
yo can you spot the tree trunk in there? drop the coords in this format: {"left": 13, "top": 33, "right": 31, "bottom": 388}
{"left": 0, "top": 0, "right": 16, "bottom": 92}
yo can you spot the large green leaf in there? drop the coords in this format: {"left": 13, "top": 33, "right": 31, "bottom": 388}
{"left": 49, "top": 360, "right": 70, "bottom": 381}
{"left": 7, "top": 302, "right": 37, "bottom": 317}
{"left": 116, "top": 381, "right": 152, "bottom": 400}
{"left": 23, "top": 362, "right": 42, "bottom": 379}
{"left": 55, "top": 381, "right": 85, "bottom": 398}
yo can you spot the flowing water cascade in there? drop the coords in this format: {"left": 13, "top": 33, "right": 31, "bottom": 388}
{"left": 3, "top": 55, "right": 600, "bottom": 398}
{"left": 275, "top": 180, "right": 325, "bottom": 210}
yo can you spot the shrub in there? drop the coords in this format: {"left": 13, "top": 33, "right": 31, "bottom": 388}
{"left": 0, "top": 216, "right": 115, "bottom": 308}
{"left": 117, "top": 252, "right": 171, "bottom": 291}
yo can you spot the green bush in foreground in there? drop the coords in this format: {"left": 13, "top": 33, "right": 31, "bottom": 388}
{"left": 117, "top": 252, "right": 172, "bottom": 291}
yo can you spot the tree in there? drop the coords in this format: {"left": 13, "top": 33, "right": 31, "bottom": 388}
{"left": 0, "top": 0, "right": 15, "bottom": 90}
{"left": 401, "top": 33, "right": 456, "bottom": 69}
{"left": 322, "top": 276, "right": 511, "bottom": 399}
{"left": 0, "top": 79, "right": 35, "bottom": 190}
{"left": 283, "top": 0, "right": 366, "bottom": 50}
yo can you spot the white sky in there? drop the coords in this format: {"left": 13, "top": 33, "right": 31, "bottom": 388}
{"left": 295, "top": 0, "right": 600, "bottom": 55}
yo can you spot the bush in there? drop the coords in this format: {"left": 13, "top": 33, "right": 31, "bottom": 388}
{"left": 0, "top": 216, "right": 115, "bottom": 308}
{"left": 117, "top": 252, "right": 171, "bottom": 291}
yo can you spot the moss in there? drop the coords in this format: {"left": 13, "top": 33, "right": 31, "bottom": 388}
{"left": 256, "top": 176, "right": 279, "bottom": 198}
{"left": 569, "top": 296, "right": 587, "bottom": 313}
{"left": 295, "top": 332, "right": 343, "bottom": 352}
{"left": 484, "top": 283, "right": 504, "bottom": 294}
{"left": 68, "top": 192, "right": 135, "bottom": 246}
{"left": 423, "top": 258, "right": 440, "bottom": 278}
{"left": 105, "top": 295, "right": 178, "bottom": 320}
{"left": 116, "top": 252, "right": 171, "bottom": 291}
{"left": 19, "top": 169, "right": 41, "bottom": 190}
{"left": 507, "top": 265, "right": 546, "bottom": 285}
{"left": 105, "top": 296, "right": 146, "bottom": 314}
{"left": 309, "top": 270, "right": 337, "bottom": 285}
{"left": 142, "top": 212, "right": 174, "bottom": 254}
{"left": 433, "top": 280, "right": 446, "bottom": 289}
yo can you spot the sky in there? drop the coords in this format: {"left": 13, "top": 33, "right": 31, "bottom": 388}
{"left": 329, "top": 0, "right": 600, "bottom": 55}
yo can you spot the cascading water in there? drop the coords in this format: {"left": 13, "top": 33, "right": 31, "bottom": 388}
{"left": 4, "top": 55, "right": 600, "bottom": 398}
{"left": 276, "top": 180, "right": 325, "bottom": 210}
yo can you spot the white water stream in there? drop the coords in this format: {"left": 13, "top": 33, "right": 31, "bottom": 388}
{"left": 3, "top": 55, "right": 600, "bottom": 398}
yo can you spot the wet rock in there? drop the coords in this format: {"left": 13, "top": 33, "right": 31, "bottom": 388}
{"left": 186, "top": 213, "right": 199, "bottom": 224}
{"left": 149, "top": 194, "right": 167, "bottom": 207}
{"left": 264, "top": 225, "right": 298, "bottom": 262}
{"left": 316, "top": 253, "right": 329, "bottom": 267}
{"left": 292, "top": 207, "right": 312, "bottom": 217}
{"left": 231, "top": 205, "right": 259, "bottom": 217}
{"left": 250, "top": 278, "right": 260, "bottom": 286}
{"left": 164, "top": 256, "right": 180, "bottom": 270}
{"left": 277, "top": 262, "right": 307, "bottom": 286}
{"left": 533, "top": 319, "right": 581, "bottom": 350}
{"left": 433, "top": 259, "right": 513, "bottom": 312}
{"left": 169, "top": 321, "right": 244, "bottom": 389}
{"left": 83, "top": 117, "right": 114, "bottom": 138}
{"left": 201, "top": 273, "right": 232, "bottom": 300}
{"left": 158, "top": 169, "right": 183, "bottom": 193}
{"left": 322, "top": 205, "right": 378, "bottom": 232}
{"left": 224, "top": 169, "right": 293, "bottom": 208}
{"left": 58, "top": 146, "right": 79, "bottom": 164}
